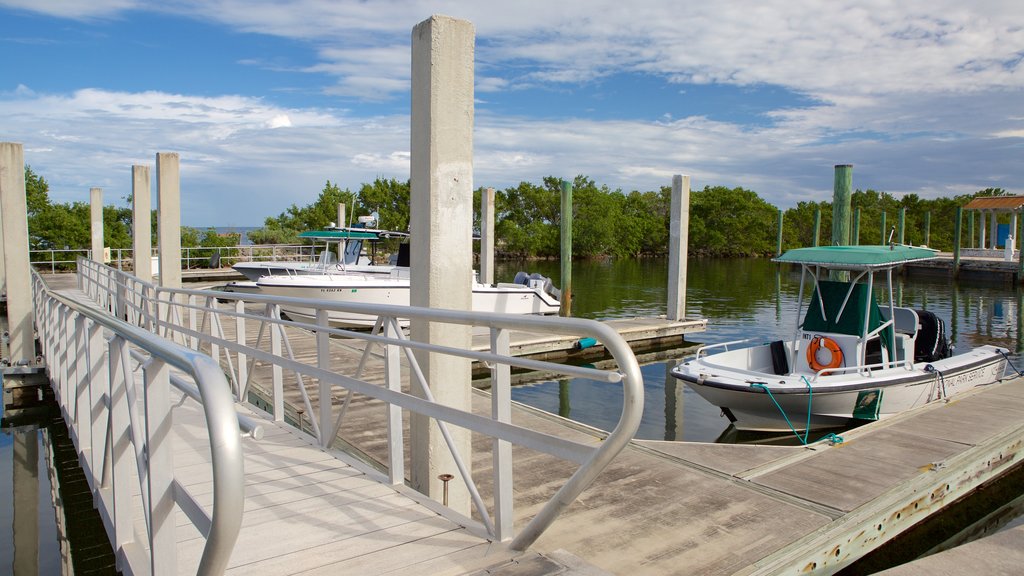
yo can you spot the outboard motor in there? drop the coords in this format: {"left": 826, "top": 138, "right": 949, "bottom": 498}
{"left": 513, "top": 271, "right": 562, "bottom": 301}
{"left": 914, "top": 310, "right": 952, "bottom": 362}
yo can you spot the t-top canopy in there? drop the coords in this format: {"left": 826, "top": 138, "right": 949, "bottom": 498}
{"left": 298, "top": 229, "right": 397, "bottom": 240}
{"left": 773, "top": 245, "right": 937, "bottom": 270}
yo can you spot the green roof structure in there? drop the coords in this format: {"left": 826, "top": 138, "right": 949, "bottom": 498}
{"left": 773, "top": 245, "right": 937, "bottom": 270}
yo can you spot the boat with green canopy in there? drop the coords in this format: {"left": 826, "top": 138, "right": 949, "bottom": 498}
{"left": 670, "top": 244, "right": 1009, "bottom": 432}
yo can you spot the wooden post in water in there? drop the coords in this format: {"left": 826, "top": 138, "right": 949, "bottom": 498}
{"left": 832, "top": 164, "right": 852, "bottom": 246}
{"left": 924, "top": 211, "right": 931, "bottom": 247}
{"left": 480, "top": 187, "right": 495, "bottom": 284}
{"left": 132, "top": 166, "right": 152, "bottom": 282}
{"left": 898, "top": 207, "right": 906, "bottom": 245}
{"left": 560, "top": 179, "right": 573, "bottom": 317}
{"left": 0, "top": 142, "right": 34, "bottom": 364}
{"left": 812, "top": 208, "right": 821, "bottom": 247}
{"left": 668, "top": 175, "right": 690, "bottom": 321}
{"left": 409, "top": 14, "right": 474, "bottom": 514}
{"left": 852, "top": 207, "right": 861, "bottom": 246}
{"left": 953, "top": 206, "right": 962, "bottom": 279}
{"left": 775, "top": 208, "right": 783, "bottom": 256}
{"left": 156, "top": 152, "right": 182, "bottom": 289}
{"left": 880, "top": 211, "right": 887, "bottom": 244}
{"left": 1018, "top": 209, "right": 1024, "bottom": 282}
{"left": 90, "top": 187, "right": 104, "bottom": 262}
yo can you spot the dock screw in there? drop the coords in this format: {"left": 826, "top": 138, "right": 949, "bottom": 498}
{"left": 438, "top": 473, "right": 454, "bottom": 506}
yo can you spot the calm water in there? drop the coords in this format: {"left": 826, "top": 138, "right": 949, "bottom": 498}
{"left": 494, "top": 257, "right": 1024, "bottom": 442}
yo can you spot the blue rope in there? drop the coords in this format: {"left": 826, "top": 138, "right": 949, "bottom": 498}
{"left": 749, "top": 378, "right": 844, "bottom": 446}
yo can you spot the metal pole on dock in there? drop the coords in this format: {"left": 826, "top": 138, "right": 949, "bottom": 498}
{"left": 560, "top": 179, "right": 573, "bottom": 317}
{"left": 132, "top": 165, "right": 153, "bottom": 282}
{"left": 0, "top": 142, "right": 34, "bottom": 364}
{"left": 90, "top": 187, "right": 104, "bottom": 262}
{"left": 852, "top": 207, "right": 861, "bottom": 246}
{"left": 156, "top": 152, "right": 182, "bottom": 289}
{"left": 410, "top": 14, "right": 474, "bottom": 514}
{"left": 775, "top": 208, "right": 783, "bottom": 256}
{"left": 953, "top": 206, "right": 962, "bottom": 279}
{"left": 480, "top": 187, "right": 495, "bottom": 284}
{"left": 832, "top": 164, "right": 852, "bottom": 246}
{"left": 812, "top": 208, "right": 821, "bottom": 247}
{"left": 924, "top": 211, "right": 931, "bottom": 247}
{"left": 898, "top": 207, "right": 906, "bottom": 245}
{"left": 668, "top": 175, "right": 690, "bottom": 321}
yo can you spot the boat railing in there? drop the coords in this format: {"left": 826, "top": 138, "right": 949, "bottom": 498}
{"left": 694, "top": 337, "right": 767, "bottom": 359}
{"left": 32, "top": 267, "right": 245, "bottom": 576}
{"left": 75, "top": 257, "right": 644, "bottom": 552}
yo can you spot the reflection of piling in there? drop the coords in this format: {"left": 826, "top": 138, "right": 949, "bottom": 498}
{"left": 13, "top": 426, "right": 40, "bottom": 575}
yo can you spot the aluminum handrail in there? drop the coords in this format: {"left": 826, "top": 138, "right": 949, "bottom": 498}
{"left": 76, "top": 257, "right": 644, "bottom": 551}
{"left": 33, "top": 268, "right": 244, "bottom": 575}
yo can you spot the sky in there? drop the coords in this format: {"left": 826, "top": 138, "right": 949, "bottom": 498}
{"left": 1, "top": 1, "right": 1022, "bottom": 227}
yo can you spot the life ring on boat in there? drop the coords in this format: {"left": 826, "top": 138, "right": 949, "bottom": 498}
{"left": 807, "top": 336, "right": 843, "bottom": 373}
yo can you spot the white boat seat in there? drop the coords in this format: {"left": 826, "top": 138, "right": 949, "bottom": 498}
{"left": 880, "top": 307, "right": 920, "bottom": 337}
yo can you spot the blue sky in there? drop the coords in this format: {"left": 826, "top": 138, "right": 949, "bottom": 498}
{"left": 2, "top": 1, "right": 1022, "bottom": 227}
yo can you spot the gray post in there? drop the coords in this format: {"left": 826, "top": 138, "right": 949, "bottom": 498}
{"left": 337, "top": 202, "right": 346, "bottom": 261}
{"left": 832, "top": 164, "right": 852, "bottom": 246}
{"left": 668, "top": 175, "right": 690, "bottom": 321}
{"left": 0, "top": 143, "right": 34, "bottom": 363}
{"left": 560, "top": 180, "right": 573, "bottom": 317}
{"left": 90, "top": 187, "right": 104, "bottom": 262}
{"left": 156, "top": 153, "right": 182, "bottom": 288}
{"left": 409, "top": 14, "right": 474, "bottom": 514}
{"left": 1018, "top": 209, "right": 1024, "bottom": 282}
{"left": 132, "top": 165, "right": 153, "bottom": 282}
{"left": 480, "top": 187, "right": 495, "bottom": 284}
{"left": 775, "top": 208, "right": 783, "bottom": 256}
{"left": 953, "top": 207, "right": 962, "bottom": 278}
{"left": 990, "top": 211, "right": 998, "bottom": 250}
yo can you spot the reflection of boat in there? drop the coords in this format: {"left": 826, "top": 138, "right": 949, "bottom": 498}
{"left": 671, "top": 245, "right": 1009, "bottom": 432}
{"left": 232, "top": 224, "right": 408, "bottom": 281}
{"left": 256, "top": 270, "right": 562, "bottom": 328}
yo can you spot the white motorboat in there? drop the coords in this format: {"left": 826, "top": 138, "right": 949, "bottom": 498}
{"left": 255, "top": 269, "right": 561, "bottom": 328}
{"left": 670, "top": 245, "right": 1009, "bottom": 433}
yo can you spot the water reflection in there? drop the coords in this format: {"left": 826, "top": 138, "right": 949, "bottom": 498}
{"left": 505, "top": 258, "right": 1024, "bottom": 443}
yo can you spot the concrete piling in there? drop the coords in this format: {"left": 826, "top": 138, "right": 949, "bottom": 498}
{"left": 156, "top": 153, "right": 181, "bottom": 288}
{"left": 0, "top": 142, "right": 34, "bottom": 363}
{"left": 480, "top": 187, "right": 495, "bottom": 285}
{"left": 90, "top": 187, "right": 104, "bottom": 262}
{"left": 132, "top": 166, "right": 152, "bottom": 282}
{"left": 668, "top": 175, "right": 690, "bottom": 321}
{"left": 560, "top": 179, "right": 573, "bottom": 317}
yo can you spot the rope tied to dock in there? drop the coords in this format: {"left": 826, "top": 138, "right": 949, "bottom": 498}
{"left": 750, "top": 378, "right": 843, "bottom": 446}
{"left": 996, "top": 349, "right": 1024, "bottom": 379}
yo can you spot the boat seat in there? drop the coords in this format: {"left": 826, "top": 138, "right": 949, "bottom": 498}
{"left": 881, "top": 307, "right": 919, "bottom": 337}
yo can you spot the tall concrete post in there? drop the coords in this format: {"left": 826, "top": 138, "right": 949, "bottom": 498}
{"left": 0, "top": 143, "right": 34, "bottom": 363}
{"left": 480, "top": 187, "right": 495, "bottom": 284}
{"left": 132, "top": 165, "right": 153, "bottom": 282}
{"left": 156, "top": 153, "right": 181, "bottom": 288}
{"left": 668, "top": 175, "right": 690, "bottom": 321}
{"left": 337, "top": 203, "right": 346, "bottom": 261}
{"left": 90, "top": 187, "right": 104, "bottom": 261}
{"left": 832, "top": 164, "right": 852, "bottom": 246}
{"left": 559, "top": 180, "right": 573, "bottom": 316}
{"left": 409, "top": 15, "right": 474, "bottom": 513}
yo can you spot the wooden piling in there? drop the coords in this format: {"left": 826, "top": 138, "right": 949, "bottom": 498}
{"left": 812, "top": 208, "right": 821, "bottom": 247}
{"left": 560, "top": 179, "right": 573, "bottom": 317}
{"left": 924, "top": 211, "right": 931, "bottom": 247}
{"left": 881, "top": 212, "right": 887, "bottom": 244}
{"left": 1018, "top": 208, "right": 1024, "bottom": 282}
{"left": 832, "top": 164, "right": 852, "bottom": 246}
{"left": 953, "top": 206, "right": 962, "bottom": 279}
{"left": 775, "top": 208, "right": 784, "bottom": 256}
{"left": 898, "top": 207, "right": 906, "bottom": 245}
{"left": 852, "top": 207, "right": 861, "bottom": 246}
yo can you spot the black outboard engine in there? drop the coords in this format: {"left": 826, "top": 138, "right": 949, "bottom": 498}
{"left": 513, "top": 271, "right": 562, "bottom": 301}
{"left": 914, "top": 310, "right": 952, "bottom": 362}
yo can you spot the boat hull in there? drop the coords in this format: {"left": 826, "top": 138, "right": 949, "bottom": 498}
{"left": 671, "top": 345, "right": 1008, "bottom": 432}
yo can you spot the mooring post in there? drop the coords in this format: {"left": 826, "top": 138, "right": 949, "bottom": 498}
{"left": 156, "top": 152, "right": 181, "bottom": 289}
{"left": 898, "top": 207, "right": 906, "bottom": 245}
{"left": 832, "top": 164, "right": 852, "bottom": 246}
{"left": 775, "top": 208, "right": 783, "bottom": 256}
{"left": 953, "top": 206, "right": 962, "bottom": 279}
{"left": 924, "top": 211, "right": 931, "bottom": 247}
{"left": 881, "top": 212, "right": 887, "bottom": 244}
{"left": 409, "top": 14, "right": 474, "bottom": 514}
{"left": 560, "top": 179, "right": 573, "bottom": 317}
{"left": 668, "top": 174, "right": 690, "bottom": 321}
{"left": 132, "top": 166, "right": 153, "bottom": 282}
{"left": 0, "top": 142, "right": 34, "bottom": 364}
{"left": 336, "top": 203, "right": 346, "bottom": 261}
{"left": 90, "top": 187, "right": 104, "bottom": 263}
{"left": 1018, "top": 208, "right": 1024, "bottom": 282}
{"left": 480, "top": 187, "right": 495, "bottom": 284}
{"left": 812, "top": 208, "right": 821, "bottom": 247}
{"left": 852, "top": 207, "right": 861, "bottom": 246}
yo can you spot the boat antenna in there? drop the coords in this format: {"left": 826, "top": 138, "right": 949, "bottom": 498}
{"left": 887, "top": 225, "right": 896, "bottom": 246}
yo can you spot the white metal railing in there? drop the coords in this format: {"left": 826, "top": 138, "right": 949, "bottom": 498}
{"left": 30, "top": 244, "right": 319, "bottom": 273}
{"left": 32, "top": 268, "right": 246, "bottom": 576}
{"left": 76, "top": 257, "right": 644, "bottom": 551}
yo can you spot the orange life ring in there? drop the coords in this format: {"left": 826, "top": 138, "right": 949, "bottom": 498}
{"left": 807, "top": 336, "right": 843, "bottom": 373}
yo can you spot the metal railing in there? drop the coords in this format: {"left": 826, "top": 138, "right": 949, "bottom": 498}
{"left": 30, "top": 244, "right": 320, "bottom": 273}
{"left": 32, "top": 268, "right": 246, "bottom": 576}
{"left": 76, "top": 257, "right": 644, "bottom": 550}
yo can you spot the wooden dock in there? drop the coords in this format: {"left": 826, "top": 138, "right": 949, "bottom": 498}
{"left": 41, "top": 273, "right": 1024, "bottom": 574}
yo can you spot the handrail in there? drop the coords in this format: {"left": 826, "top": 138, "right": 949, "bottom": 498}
{"left": 75, "top": 256, "right": 644, "bottom": 551}
{"left": 32, "top": 268, "right": 244, "bottom": 575}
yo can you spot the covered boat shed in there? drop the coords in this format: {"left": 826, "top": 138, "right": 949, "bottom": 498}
{"left": 962, "top": 195, "right": 1024, "bottom": 256}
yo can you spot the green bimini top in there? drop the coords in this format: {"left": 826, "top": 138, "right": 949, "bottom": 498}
{"left": 773, "top": 245, "right": 938, "bottom": 271}
{"left": 298, "top": 230, "right": 380, "bottom": 240}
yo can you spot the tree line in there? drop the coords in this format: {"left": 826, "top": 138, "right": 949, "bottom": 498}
{"left": 23, "top": 166, "right": 1013, "bottom": 260}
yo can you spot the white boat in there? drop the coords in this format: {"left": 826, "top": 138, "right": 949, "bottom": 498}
{"left": 670, "top": 245, "right": 1009, "bottom": 432}
{"left": 255, "top": 269, "right": 561, "bottom": 328}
